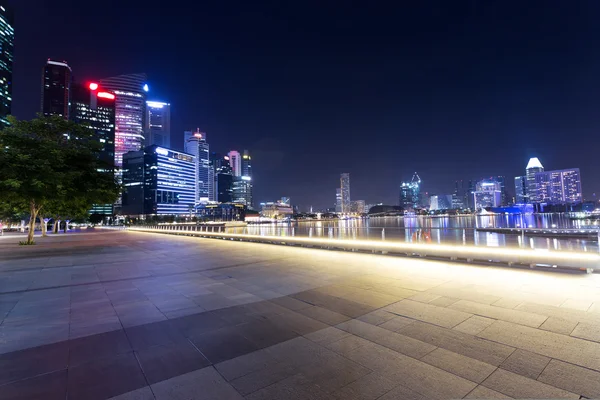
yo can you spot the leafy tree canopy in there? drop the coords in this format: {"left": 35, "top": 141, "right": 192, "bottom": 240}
{"left": 0, "top": 115, "right": 120, "bottom": 243}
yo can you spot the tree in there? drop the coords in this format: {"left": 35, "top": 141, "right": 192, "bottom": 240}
{"left": 0, "top": 115, "right": 120, "bottom": 244}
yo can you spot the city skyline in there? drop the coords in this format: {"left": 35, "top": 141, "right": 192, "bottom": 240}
{"left": 7, "top": 1, "right": 600, "bottom": 209}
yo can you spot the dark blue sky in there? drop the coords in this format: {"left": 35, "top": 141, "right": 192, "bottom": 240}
{"left": 9, "top": 1, "right": 600, "bottom": 209}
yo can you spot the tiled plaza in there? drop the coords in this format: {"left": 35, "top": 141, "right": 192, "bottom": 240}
{"left": 1, "top": 230, "right": 600, "bottom": 399}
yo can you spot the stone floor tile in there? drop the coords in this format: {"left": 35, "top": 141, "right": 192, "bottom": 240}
{"left": 297, "top": 354, "right": 371, "bottom": 394}
{"left": 356, "top": 309, "right": 396, "bottom": 326}
{"left": 190, "top": 325, "right": 260, "bottom": 364}
{"left": 344, "top": 342, "right": 477, "bottom": 399}
{"left": 304, "top": 326, "right": 350, "bottom": 345}
{"left": 69, "top": 329, "right": 131, "bottom": 366}
{"left": 421, "top": 347, "right": 497, "bottom": 383}
{"left": 0, "top": 340, "right": 68, "bottom": 385}
{"left": 336, "top": 319, "right": 436, "bottom": 359}
{"left": 125, "top": 320, "right": 187, "bottom": 350}
{"left": 107, "top": 386, "right": 155, "bottom": 400}
{"left": 68, "top": 352, "right": 147, "bottom": 400}
{"left": 295, "top": 305, "right": 351, "bottom": 325}
{"left": 538, "top": 359, "right": 600, "bottom": 399}
{"left": 269, "top": 296, "right": 312, "bottom": 311}
{"left": 384, "top": 299, "right": 472, "bottom": 328}
{"left": 229, "top": 359, "right": 297, "bottom": 395}
{"left": 241, "top": 318, "right": 299, "bottom": 349}
{"left": 427, "top": 286, "right": 502, "bottom": 305}
{"left": 215, "top": 348, "right": 276, "bottom": 381}
{"left": 325, "top": 334, "right": 372, "bottom": 353}
{"left": 152, "top": 366, "right": 243, "bottom": 400}
{"left": 453, "top": 315, "right": 495, "bottom": 335}
{"left": 571, "top": 322, "right": 600, "bottom": 343}
{"left": 330, "top": 372, "right": 398, "bottom": 400}
{"left": 376, "top": 383, "right": 427, "bottom": 400}
{"left": 0, "top": 369, "right": 67, "bottom": 400}
{"left": 560, "top": 298, "right": 592, "bottom": 311}
{"left": 492, "top": 297, "right": 522, "bottom": 309}
{"left": 378, "top": 315, "right": 415, "bottom": 332}
{"left": 482, "top": 368, "right": 578, "bottom": 399}
{"left": 429, "top": 296, "right": 459, "bottom": 307}
{"left": 244, "top": 373, "right": 329, "bottom": 400}
{"left": 516, "top": 302, "right": 598, "bottom": 325}
{"left": 449, "top": 299, "right": 548, "bottom": 328}
{"left": 399, "top": 321, "right": 514, "bottom": 366}
{"left": 499, "top": 349, "right": 550, "bottom": 380}
{"left": 464, "top": 385, "right": 512, "bottom": 398}
{"left": 539, "top": 317, "right": 578, "bottom": 335}
{"left": 477, "top": 320, "right": 600, "bottom": 371}
{"left": 136, "top": 341, "right": 210, "bottom": 384}
{"left": 407, "top": 292, "right": 441, "bottom": 303}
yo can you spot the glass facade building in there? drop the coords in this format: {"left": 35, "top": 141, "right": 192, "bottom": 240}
{"left": 232, "top": 176, "right": 252, "bottom": 207}
{"left": 399, "top": 172, "right": 421, "bottom": 210}
{"left": 145, "top": 101, "right": 170, "bottom": 148}
{"left": 100, "top": 73, "right": 147, "bottom": 167}
{"left": 340, "top": 173, "right": 351, "bottom": 213}
{"left": 228, "top": 150, "right": 242, "bottom": 177}
{"left": 525, "top": 157, "right": 544, "bottom": 203}
{"left": 41, "top": 60, "right": 72, "bottom": 118}
{"left": 122, "top": 145, "right": 196, "bottom": 215}
{"left": 535, "top": 168, "right": 582, "bottom": 204}
{"left": 0, "top": 4, "right": 13, "bottom": 127}
{"left": 184, "top": 130, "right": 210, "bottom": 203}
{"left": 473, "top": 180, "right": 502, "bottom": 209}
{"left": 514, "top": 176, "right": 526, "bottom": 204}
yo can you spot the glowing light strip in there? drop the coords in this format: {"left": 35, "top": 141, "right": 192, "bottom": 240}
{"left": 124, "top": 227, "right": 600, "bottom": 268}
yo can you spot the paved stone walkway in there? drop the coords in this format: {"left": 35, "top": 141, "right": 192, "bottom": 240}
{"left": 1, "top": 230, "right": 600, "bottom": 399}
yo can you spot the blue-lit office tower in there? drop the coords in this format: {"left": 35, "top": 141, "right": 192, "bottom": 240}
{"left": 100, "top": 73, "right": 147, "bottom": 167}
{"left": 122, "top": 145, "right": 196, "bottom": 215}
{"left": 184, "top": 129, "right": 210, "bottom": 203}
{"left": 340, "top": 173, "right": 351, "bottom": 213}
{"left": 71, "top": 82, "right": 116, "bottom": 215}
{"left": 41, "top": 60, "right": 72, "bottom": 118}
{"left": 0, "top": 4, "right": 13, "bottom": 127}
{"left": 145, "top": 101, "right": 170, "bottom": 147}
{"left": 515, "top": 176, "right": 527, "bottom": 204}
{"left": 473, "top": 180, "right": 502, "bottom": 209}
{"left": 536, "top": 168, "right": 582, "bottom": 204}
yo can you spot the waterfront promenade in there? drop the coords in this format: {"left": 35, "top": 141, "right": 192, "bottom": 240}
{"left": 1, "top": 230, "right": 600, "bottom": 399}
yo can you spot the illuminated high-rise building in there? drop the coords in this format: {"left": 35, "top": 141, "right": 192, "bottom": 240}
{"left": 70, "top": 82, "right": 116, "bottom": 215}
{"left": 41, "top": 60, "right": 72, "bottom": 119}
{"left": 335, "top": 188, "right": 342, "bottom": 213}
{"left": 184, "top": 129, "right": 210, "bottom": 203}
{"left": 514, "top": 176, "right": 527, "bottom": 204}
{"left": 340, "top": 173, "right": 351, "bottom": 213}
{"left": 237, "top": 149, "right": 253, "bottom": 208}
{"left": 99, "top": 73, "right": 147, "bottom": 167}
{"left": 525, "top": 157, "right": 544, "bottom": 203}
{"left": 228, "top": 150, "right": 242, "bottom": 177}
{"left": 473, "top": 180, "right": 502, "bottom": 209}
{"left": 0, "top": 4, "right": 14, "bottom": 127}
{"left": 122, "top": 145, "right": 196, "bottom": 215}
{"left": 145, "top": 101, "right": 170, "bottom": 147}
{"left": 536, "top": 168, "right": 582, "bottom": 204}
{"left": 399, "top": 172, "right": 421, "bottom": 210}
{"left": 452, "top": 180, "right": 466, "bottom": 209}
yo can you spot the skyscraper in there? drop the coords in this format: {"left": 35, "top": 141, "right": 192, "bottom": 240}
{"left": 122, "top": 145, "right": 196, "bottom": 215}
{"left": 340, "top": 173, "right": 350, "bottom": 213}
{"left": 399, "top": 173, "right": 421, "bottom": 210}
{"left": 452, "top": 180, "right": 466, "bottom": 209}
{"left": 228, "top": 150, "right": 242, "bottom": 177}
{"left": 70, "top": 82, "right": 116, "bottom": 215}
{"left": 184, "top": 129, "right": 210, "bottom": 203}
{"left": 535, "top": 168, "right": 582, "bottom": 204}
{"left": 242, "top": 149, "right": 252, "bottom": 177}
{"left": 335, "top": 188, "right": 342, "bottom": 213}
{"left": 41, "top": 60, "right": 72, "bottom": 118}
{"left": 514, "top": 176, "right": 527, "bottom": 204}
{"left": 0, "top": 4, "right": 13, "bottom": 127}
{"left": 473, "top": 180, "right": 502, "bottom": 209}
{"left": 70, "top": 82, "right": 116, "bottom": 169}
{"left": 211, "top": 153, "right": 233, "bottom": 203}
{"left": 525, "top": 157, "right": 544, "bottom": 203}
{"left": 99, "top": 73, "right": 147, "bottom": 167}
{"left": 145, "top": 101, "right": 170, "bottom": 147}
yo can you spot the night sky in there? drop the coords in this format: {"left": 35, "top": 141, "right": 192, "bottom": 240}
{"left": 9, "top": 1, "right": 600, "bottom": 210}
